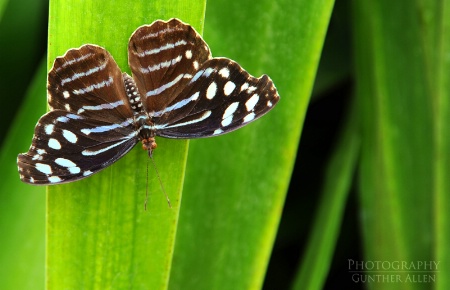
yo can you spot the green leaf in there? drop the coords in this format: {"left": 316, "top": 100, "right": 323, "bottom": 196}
{"left": 354, "top": 0, "right": 449, "bottom": 289}
{"left": 46, "top": 1, "right": 205, "bottom": 289}
{"left": 291, "top": 98, "right": 360, "bottom": 290}
{"left": 169, "top": 0, "right": 335, "bottom": 289}
{"left": 0, "top": 59, "right": 46, "bottom": 290}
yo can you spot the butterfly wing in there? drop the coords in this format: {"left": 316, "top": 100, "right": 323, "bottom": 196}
{"left": 18, "top": 111, "right": 138, "bottom": 184}
{"left": 128, "top": 18, "right": 212, "bottom": 122}
{"left": 154, "top": 58, "right": 280, "bottom": 138}
{"left": 18, "top": 45, "right": 138, "bottom": 184}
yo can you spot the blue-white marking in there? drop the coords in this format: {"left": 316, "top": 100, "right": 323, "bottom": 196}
{"left": 146, "top": 74, "right": 183, "bottom": 97}
{"left": 83, "top": 170, "right": 93, "bottom": 176}
{"left": 81, "top": 132, "right": 136, "bottom": 156}
{"left": 45, "top": 124, "right": 54, "bottom": 135}
{"left": 224, "top": 81, "right": 236, "bottom": 96}
{"left": 48, "top": 138, "right": 61, "bottom": 150}
{"left": 206, "top": 82, "right": 217, "bottom": 99}
{"left": 245, "top": 94, "right": 259, "bottom": 111}
{"left": 138, "top": 40, "right": 187, "bottom": 57}
{"left": 153, "top": 92, "right": 200, "bottom": 117}
{"left": 61, "top": 62, "right": 107, "bottom": 86}
{"left": 157, "top": 111, "right": 211, "bottom": 129}
{"left": 48, "top": 176, "right": 62, "bottom": 183}
{"left": 62, "top": 130, "right": 77, "bottom": 143}
{"left": 81, "top": 119, "right": 133, "bottom": 135}
{"left": 243, "top": 112, "right": 256, "bottom": 123}
{"left": 73, "top": 76, "right": 113, "bottom": 95}
{"left": 140, "top": 55, "right": 182, "bottom": 73}
{"left": 77, "top": 100, "right": 124, "bottom": 114}
{"left": 36, "top": 163, "right": 52, "bottom": 174}
{"left": 55, "top": 158, "right": 76, "bottom": 168}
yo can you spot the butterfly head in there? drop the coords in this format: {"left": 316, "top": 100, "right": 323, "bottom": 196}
{"left": 142, "top": 137, "right": 157, "bottom": 157}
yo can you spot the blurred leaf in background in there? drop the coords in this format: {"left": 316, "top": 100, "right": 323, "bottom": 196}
{"left": 0, "top": 0, "right": 48, "bottom": 289}
{"left": 0, "top": 0, "right": 47, "bottom": 143}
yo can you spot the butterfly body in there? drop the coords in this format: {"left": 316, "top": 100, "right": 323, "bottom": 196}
{"left": 18, "top": 19, "right": 280, "bottom": 185}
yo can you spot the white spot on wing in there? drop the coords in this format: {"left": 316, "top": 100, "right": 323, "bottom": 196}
{"left": 247, "top": 86, "right": 257, "bottom": 93}
{"left": 223, "top": 102, "right": 239, "bottom": 119}
{"left": 55, "top": 158, "right": 76, "bottom": 168}
{"left": 224, "top": 81, "right": 236, "bottom": 96}
{"left": 185, "top": 50, "right": 192, "bottom": 59}
{"left": 221, "top": 102, "right": 239, "bottom": 127}
{"left": 36, "top": 163, "right": 52, "bottom": 174}
{"left": 206, "top": 82, "right": 217, "bottom": 99}
{"left": 48, "top": 176, "right": 62, "bottom": 183}
{"left": 243, "top": 112, "right": 256, "bottom": 123}
{"left": 245, "top": 94, "right": 259, "bottom": 111}
{"left": 241, "top": 83, "right": 249, "bottom": 92}
{"left": 213, "top": 128, "right": 223, "bottom": 135}
{"left": 63, "top": 91, "right": 70, "bottom": 98}
{"left": 83, "top": 170, "right": 93, "bottom": 176}
{"left": 62, "top": 130, "right": 77, "bottom": 143}
{"left": 45, "top": 124, "right": 54, "bottom": 135}
{"left": 204, "top": 68, "right": 214, "bottom": 77}
{"left": 48, "top": 138, "right": 61, "bottom": 150}
{"left": 219, "top": 68, "right": 230, "bottom": 78}
{"left": 69, "top": 167, "right": 81, "bottom": 174}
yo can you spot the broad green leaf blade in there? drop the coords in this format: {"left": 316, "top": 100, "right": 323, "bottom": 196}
{"left": 0, "top": 59, "right": 47, "bottom": 290}
{"left": 292, "top": 98, "right": 360, "bottom": 290}
{"left": 169, "top": 0, "right": 335, "bottom": 289}
{"left": 429, "top": 2, "right": 450, "bottom": 290}
{"left": 46, "top": 1, "right": 205, "bottom": 289}
{"left": 353, "top": 0, "right": 448, "bottom": 289}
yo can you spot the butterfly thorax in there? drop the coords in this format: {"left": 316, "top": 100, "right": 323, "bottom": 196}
{"left": 123, "top": 73, "right": 157, "bottom": 156}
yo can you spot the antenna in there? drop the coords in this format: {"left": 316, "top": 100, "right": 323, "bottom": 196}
{"left": 145, "top": 153, "right": 172, "bottom": 210}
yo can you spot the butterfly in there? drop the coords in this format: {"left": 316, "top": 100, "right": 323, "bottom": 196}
{"left": 17, "top": 18, "right": 280, "bottom": 185}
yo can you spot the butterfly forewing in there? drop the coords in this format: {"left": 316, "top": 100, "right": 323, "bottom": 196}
{"left": 128, "top": 19, "right": 211, "bottom": 119}
{"left": 48, "top": 45, "right": 134, "bottom": 123}
{"left": 155, "top": 58, "right": 280, "bottom": 138}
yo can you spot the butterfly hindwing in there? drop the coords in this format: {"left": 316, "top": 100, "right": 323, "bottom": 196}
{"left": 18, "top": 110, "right": 138, "bottom": 184}
{"left": 154, "top": 58, "right": 280, "bottom": 138}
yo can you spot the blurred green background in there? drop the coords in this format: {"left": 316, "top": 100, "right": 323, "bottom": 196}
{"left": 1, "top": 0, "right": 448, "bottom": 289}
